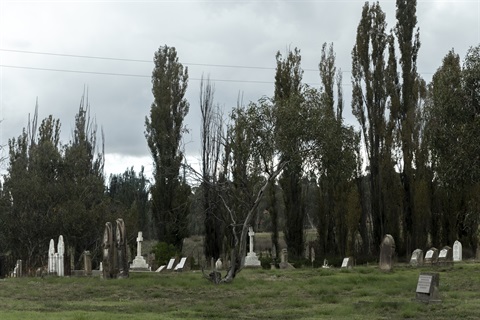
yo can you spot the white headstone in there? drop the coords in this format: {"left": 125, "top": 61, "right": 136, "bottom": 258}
{"left": 57, "top": 235, "right": 64, "bottom": 277}
{"left": 215, "top": 258, "right": 223, "bottom": 270}
{"left": 453, "top": 240, "right": 462, "bottom": 262}
{"left": 244, "top": 226, "right": 261, "bottom": 268}
{"left": 174, "top": 257, "right": 187, "bottom": 271}
{"left": 48, "top": 239, "right": 55, "bottom": 274}
{"left": 166, "top": 258, "right": 176, "bottom": 270}
{"left": 439, "top": 249, "right": 448, "bottom": 258}
{"left": 425, "top": 250, "right": 434, "bottom": 259}
{"left": 129, "top": 231, "right": 150, "bottom": 270}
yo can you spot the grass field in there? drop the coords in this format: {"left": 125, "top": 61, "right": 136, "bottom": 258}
{"left": 1, "top": 262, "right": 480, "bottom": 319}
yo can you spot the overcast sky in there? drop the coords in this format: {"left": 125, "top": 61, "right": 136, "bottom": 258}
{"left": 1, "top": 0, "right": 479, "bottom": 180}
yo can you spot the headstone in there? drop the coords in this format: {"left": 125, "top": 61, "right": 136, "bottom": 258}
{"left": 244, "top": 226, "right": 261, "bottom": 268}
{"left": 48, "top": 239, "right": 55, "bottom": 274}
{"left": 130, "top": 231, "right": 150, "bottom": 271}
{"left": 166, "top": 258, "right": 176, "bottom": 270}
{"left": 379, "top": 234, "right": 395, "bottom": 271}
{"left": 424, "top": 247, "right": 439, "bottom": 266}
{"left": 174, "top": 257, "right": 187, "bottom": 271}
{"left": 103, "top": 218, "right": 129, "bottom": 279}
{"left": 15, "top": 260, "right": 22, "bottom": 277}
{"left": 57, "top": 235, "right": 65, "bottom": 277}
{"left": 279, "top": 248, "right": 295, "bottom": 269}
{"left": 215, "top": 258, "right": 223, "bottom": 271}
{"left": 83, "top": 251, "right": 92, "bottom": 276}
{"left": 410, "top": 249, "right": 424, "bottom": 267}
{"left": 415, "top": 272, "right": 441, "bottom": 303}
{"left": 437, "top": 246, "right": 453, "bottom": 267}
{"left": 341, "top": 257, "right": 353, "bottom": 269}
{"left": 322, "top": 259, "right": 330, "bottom": 269}
{"left": 453, "top": 240, "right": 462, "bottom": 262}
{"left": 115, "top": 219, "right": 129, "bottom": 278}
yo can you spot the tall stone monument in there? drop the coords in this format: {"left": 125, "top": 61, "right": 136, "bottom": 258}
{"left": 244, "top": 226, "right": 261, "bottom": 268}
{"left": 130, "top": 231, "right": 150, "bottom": 271}
{"left": 57, "top": 235, "right": 65, "bottom": 277}
{"left": 48, "top": 239, "right": 55, "bottom": 274}
{"left": 103, "top": 218, "right": 129, "bottom": 279}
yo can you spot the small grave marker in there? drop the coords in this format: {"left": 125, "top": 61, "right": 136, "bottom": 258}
{"left": 415, "top": 273, "right": 441, "bottom": 303}
{"left": 341, "top": 257, "right": 353, "bottom": 268}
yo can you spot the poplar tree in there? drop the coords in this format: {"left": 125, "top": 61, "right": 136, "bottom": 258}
{"left": 145, "top": 45, "right": 190, "bottom": 250}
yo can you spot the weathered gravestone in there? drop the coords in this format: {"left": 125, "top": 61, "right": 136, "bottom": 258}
{"left": 244, "top": 227, "right": 261, "bottom": 268}
{"left": 279, "top": 248, "right": 295, "bottom": 269}
{"left": 83, "top": 251, "right": 92, "bottom": 276}
{"left": 424, "top": 247, "right": 439, "bottom": 266}
{"left": 415, "top": 272, "right": 441, "bottom": 303}
{"left": 103, "top": 218, "right": 129, "bottom": 279}
{"left": 341, "top": 257, "right": 353, "bottom": 269}
{"left": 453, "top": 240, "right": 462, "bottom": 262}
{"left": 437, "top": 246, "right": 453, "bottom": 267}
{"left": 410, "top": 249, "right": 424, "bottom": 267}
{"left": 379, "top": 234, "right": 395, "bottom": 271}
{"left": 130, "top": 231, "right": 150, "bottom": 271}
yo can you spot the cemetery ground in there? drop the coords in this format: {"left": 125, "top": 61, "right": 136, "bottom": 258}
{"left": 1, "top": 263, "right": 480, "bottom": 319}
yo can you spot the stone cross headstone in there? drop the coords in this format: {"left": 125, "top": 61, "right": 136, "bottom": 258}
{"left": 244, "top": 226, "right": 261, "bottom": 268}
{"left": 48, "top": 239, "right": 55, "bottom": 274}
{"left": 424, "top": 247, "right": 439, "bottom": 266}
{"left": 379, "top": 234, "right": 395, "bottom": 271}
{"left": 57, "top": 235, "right": 65, "bottom": 277}
{"left": 453, "top": 240, "right": 462, "bottom": 262}
{"left": 136, "top": 231, "right": 143, "bottom": 257}
{"left": 410, "top": 249, "right": 424, "bottom": 267}
{"left": 415, "top": 272, "right": 441, "bottom": 302}
{"left": 130, "top": 231, "right": 150, "bottom": 271}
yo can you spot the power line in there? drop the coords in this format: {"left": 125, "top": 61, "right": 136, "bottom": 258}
{"left": 1, "top": 48, "right": 313, "bottom": 71}
{"left": 0, "top": 64, "right": 278, "bottom": 84}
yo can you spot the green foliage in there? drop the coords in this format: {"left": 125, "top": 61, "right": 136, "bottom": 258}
{"left": 1, "top": 96, "right": 108, "bottom": 269}
{"left": 151, "top": 242, "right": 178, "bottom": 266}
{"left": 145, "top": 45, "right": 190, "bottom": 251}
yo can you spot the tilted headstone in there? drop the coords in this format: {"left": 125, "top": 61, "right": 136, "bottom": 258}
{"left": 279, "top": 248, "right": 295, "bottom": 269}
{"left": 415, "top": 272, "right": 441, "bottom": 303}
{"left": 437, "top": 246, "right": 453, "bottom": 267}
{"left": 424, "top": 247, "right": 439, "bottom": 266}
{"left": 341, "top": 257, "right": 353, "bottom": 269}
{"left": 410, "top": 249, "right": 424, "bottom": 267}
{"left": 453, "top": 240, "right": 462, "bottom": 262}
{"left": 166, "top": 258, "right": 176, "bottom": 270}
{"left": 130, "top": 231, "right": 150, "bottom": 271}
{"left": 379, "top": 234, "right": 395, "bottom": 271}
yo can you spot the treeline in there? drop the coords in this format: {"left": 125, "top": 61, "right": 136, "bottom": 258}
{"left": 0, "top": 98, "right": 150, "bottom": 272}
{"left": 183, "top": 0, "right": 480, "bottom": 264}
{"left": 1, "top": 0, "right": 479, "bottom": 273}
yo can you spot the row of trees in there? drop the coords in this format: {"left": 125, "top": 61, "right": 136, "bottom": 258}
{"left": 148, "top": 0, "right": 480, "bottom": 267}
{"left": 1, "top": 0, "right": 479, "bottom": 275}
{"left": 0, "top": 97, "right": 150, "bottom": 272}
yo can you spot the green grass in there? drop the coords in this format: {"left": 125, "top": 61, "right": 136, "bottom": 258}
{"left": 1, "top": 263, "right": 480, "bottom": 319}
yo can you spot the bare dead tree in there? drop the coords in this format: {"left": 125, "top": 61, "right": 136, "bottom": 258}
{"left": 203, "top": 161, "right": 287, "bottom": 284}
